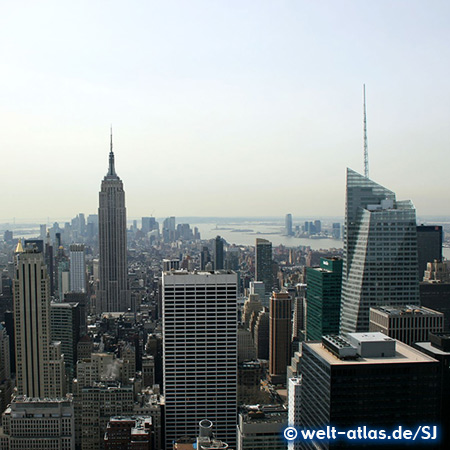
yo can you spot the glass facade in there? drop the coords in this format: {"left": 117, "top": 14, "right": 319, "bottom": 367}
{"left": 340, "top": 169, "right": 419, "bottom": 333}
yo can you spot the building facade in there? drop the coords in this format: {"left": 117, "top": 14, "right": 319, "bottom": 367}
{"left": 0, "top": 397, "right": 75, "bottom": 450}
{"left": 306, "top": 257, "right": 342, "bottom": 340}
{"left": 369, "top": 305, "right": 444, "bottom": 345}
{"left": 255, "top": 239, "right": 273, "bottom": 299}
{"left": 299, "top": 333, "right": 439, "bottom": 449}
{"left": 69, "top": 244, "right": 86, "bottom": 293}
{"left": 269, "top": 291, "right": 292, "bottom": 384}
{"left": 416, "top": 225, "right": 442, "bottom": 280}
{"left": 13, "top": 249, "right": 65, "bottom": 398}
{"left": 340, "top": 169, "right": 419, "bottom": 334}
{"left": 162, "top": 271, "right": 237, "bottom": 449}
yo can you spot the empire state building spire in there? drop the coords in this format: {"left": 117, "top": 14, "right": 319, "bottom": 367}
{"left": 108, "top": 127, "right": 117, "bottom": 177}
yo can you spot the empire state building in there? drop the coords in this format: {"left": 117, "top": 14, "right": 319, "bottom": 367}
{"left": 97, "top": 133, "right": 130, "bottom": 312}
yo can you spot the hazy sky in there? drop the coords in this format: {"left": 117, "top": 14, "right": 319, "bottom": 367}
{"left": 1, "top": 1, "right": 450, "bottom": 221}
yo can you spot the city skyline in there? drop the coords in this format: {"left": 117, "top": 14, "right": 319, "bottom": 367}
{"left": 1, "top": 1, "right": 450, "bottom": 218}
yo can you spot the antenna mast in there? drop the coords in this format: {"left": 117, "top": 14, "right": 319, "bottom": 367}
{"left": 363, "top": 84, "right": 369, "bottom": 178}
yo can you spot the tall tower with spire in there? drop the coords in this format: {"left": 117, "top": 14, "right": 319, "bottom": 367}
{"left": 97, "top": 131, "right": 130, "bottom": 312}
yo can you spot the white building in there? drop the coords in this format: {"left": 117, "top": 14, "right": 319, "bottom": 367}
{"left": 288, "top": 377, "right": 301, "bottom": 450}
{"left": 163, "top": 270, "right": 237, "bottom": 449}
{"left": 69, "top": 244, "right": 86, "bottom": 293}
{"left": 0, "top": 396, "right": 74, "bottom": 450}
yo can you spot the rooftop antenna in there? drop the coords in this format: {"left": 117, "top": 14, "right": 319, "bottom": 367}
{"left": 363, "top": 84, "right": 369, "bottom": 178}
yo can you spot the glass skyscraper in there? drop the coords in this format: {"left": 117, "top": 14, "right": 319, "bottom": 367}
{"left": 340, "top": 169, "right": 419, "bottom": 334}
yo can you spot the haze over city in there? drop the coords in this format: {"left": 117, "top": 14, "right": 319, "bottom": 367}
{"left": 2, "top": 1, "right": 450, "bottom": 219}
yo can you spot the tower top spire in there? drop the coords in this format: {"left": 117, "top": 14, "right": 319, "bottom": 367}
{"left": 108, "top": 126, "right": 116, "bottom": 177}
{"left": 363, "top": 84, "right": 369, "bottom": 179}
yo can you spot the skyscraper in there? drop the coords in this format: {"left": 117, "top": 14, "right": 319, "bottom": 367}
{"left": 340, "top": 169, "right": 419, "bottom": 334}
{"left": 162, "top": 271, "right": 237, "bottom": 448}
{"left": 306, "top": 257, "right": 342, "bottom": 340}
{"left": 213, "top": 235, "right": 224, "bottom": 270}
{"left": 13, "top": 248, "right": 65, "bottom": 398}
{"left": 255, "top": 238, "right": 273, "bottom": 299}
{"left": 69, "top": 244, "right": 86, "bottom": 293}
{"left": 285, "top": 214, "right": 293, "bottom": 236}
{"left": 416, "top": 225, "right": 443, "bottom": 279}
{"left": 269, "top": 291, "right": 292, "bottom": 384}
{"left": 97, "top": 133, "right": 130, "bottom": 312}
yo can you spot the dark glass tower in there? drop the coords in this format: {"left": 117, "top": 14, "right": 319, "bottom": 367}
{"left": 213, "top": 235, "right": 224, "bottom": 270}
{"left": 97, "top": 133, "right": 130, "bottom": 312}
{"left": 255, "top": 238, "right": 273, "bottom": 297}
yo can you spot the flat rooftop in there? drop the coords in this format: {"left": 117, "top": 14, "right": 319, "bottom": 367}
{"left": 371, "top": 305, "right": 442, "bottom": 316}
{"left": 306, "top": 340, "right": 438, "bottom": 366}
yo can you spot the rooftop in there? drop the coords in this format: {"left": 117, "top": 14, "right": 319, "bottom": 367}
{"left": 306, "top": 339, "right": 438, "bottom": 366}
{"left": 371, "top": 305, "right": 443, "bottom": 316}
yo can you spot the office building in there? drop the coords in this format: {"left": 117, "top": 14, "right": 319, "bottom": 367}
{"left": 255, "top": 239, "right": 273, "bottom": 299}
{"left": 306, "top": 257, "right": 342, "bottom": 340}
{"left": 238, "top": 325, "right": 256, "bottom": 363}
{"left": 254, "top": 308, "right": 269, "bottom": 360}
{"left": 421, "top": 280, "right": 450, "bottom": 331}
{"left": 269, "top": 292, "right": 292, "bottom": 384}
{"left": 51, "top": 302, "right": 81, "bottom": 380}
{"left": 0, "top": 325, "right": 12, "bottom": 415}
{"left": 249, "top": 281, "right": 266, "bottom": 308}
{"left": 417, "top": 225, "right": 442, "bottom": 279}
{"left": 288, "top": 378, "right": 302, "bottom": 450}
{"left": 200, "top": 246, "right": 211, "bottom": 270}
{"left": 162, "top": 271, "right": 237, "bottom": 449}
{"left": 340, "top": 169, "right": 419, "bottom": 334}
{"left": 242, "top": 294, "right": 263, "bottom": 329}
{"left": 299, "top": 333, "right": 439, "bottom": 449}
{"left": 292, "top": 293, "right": 306, "bottom": 341}
{"left": 97, "top": 134, "right": 131, "bottom": 312}
{"left": 213, "top": 236, "right": 224, "bottom": 270}
{"left": 237, "top": 405, "right": 287, "bottom": 450}
{"left": 369, "top": 305, "right": 444, "bottom": 345}
{"left": 104, "top": 416, "right": 153, "bottom": 450}
{"left": 331, "top": 222, "right": 341, "bottom": 240}
{"left": 80, "top": 383, "right": 134, "bottom": 450}
{"left": 285, "top": 214, "right": 293, "bottom": 236}
{"left": 414, "top": 333, "right": 450, "bottom": 447}
{"left": 13, "top": 248, "right": 65, "bottom": 398}
{"left": 142, "top": 216, "right": 157, "bottom": 234}
{"left": 69, "top": 244, "right": 86, "bottom": 293}
{"left": 0, "top": 397, "right": 75, "bottom": 450}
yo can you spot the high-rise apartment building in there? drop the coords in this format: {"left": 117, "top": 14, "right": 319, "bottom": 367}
{"left": 162, "top": 271, "right": 237, "bottom": 448}
{"left": 306, "top": 257, "right": 342, "bottom": 340}
{"left": 13, "top": 248, "right": 65, "bottom": 398}
{"left": 69, "top": 244, "right": 86, "bottom": 293}
{"left": 269, "top": 291, "right": 292, "bottom": 384}
{"left": 97, "top": 135, "right": 130, "bottom": 312}
{"left": 340, "top": 169, "right": 419, "bottom": 334}
{"left": 255, "top": 239, "right": 273, "bottom": 299}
